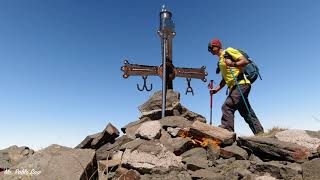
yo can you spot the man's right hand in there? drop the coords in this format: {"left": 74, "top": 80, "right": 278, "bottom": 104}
{"left": 210, "top": 88, "right": 220, "bottom": 95}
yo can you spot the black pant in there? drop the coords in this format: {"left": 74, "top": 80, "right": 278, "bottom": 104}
{"left": 221, "top": 84, "right": 264, "bottom": 134}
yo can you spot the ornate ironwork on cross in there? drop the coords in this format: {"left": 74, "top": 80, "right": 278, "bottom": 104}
{"left": 121, "top": 5, "right": 208, "bottom": 118}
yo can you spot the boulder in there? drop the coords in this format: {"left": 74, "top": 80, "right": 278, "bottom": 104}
{"left": 253, "top": 161, "right": 302, "bottom": 179}
{"left": 220, "top": 143, "right": 249, "bottom": 160}
{"left": 160, "top": 116, "right": 193, "bottom": 129}
{"left": 190, "top": 168, "right": 224, "bottom": 180}
{"left": 238, "top": 136, "right": 311, "bottom": 162}
{"left": 160, "top": 130, "right": 194, "bottom": 155}
{"left": 275, "top": 129, "right": 320, "bottom": 153}
{"left": 118, "top": 169, "right": 141, "bottom": 180}
{"left": 141, "top": 170, "right": 192, "bottom": 180}
{"left": 121, "top": 117, "right": 151, "bottom": 139}
{"left": 90, "top": 123, "right": 119, "bottom": 149}
{"left": 76, "top": 123, "right": 119, "bottom": 149}
{"left": 135, "top": 121, "right": 161, "bottom": 140}
{"left": 0, "top": 145, "right": 34, "bottom": 171}
{"left": 302, "top": 158, "right": 320, "bottom": 180}
{"left": 138, "top": 90, "right": 181, "bottom": 120}
{"left": 121, "top": 141, "right": 184, "bottom": 174}
{"left": 1, "top": 144, "right": 97, "bottom": 180}
{"left": 96, "top": 135, "right": 132, "bottom": 160}
{"left": 206, "top": 144, "right": 220, "bottom": 162}
{"left": 189, "top": 121, "right": 236, "bottom": 146}
{"left": 167, "top": 127, "right": 181, "bottom": 137}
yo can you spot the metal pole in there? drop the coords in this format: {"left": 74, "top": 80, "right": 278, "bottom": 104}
{"left": 162, "top": 38, "right": 167, "bottom": 118}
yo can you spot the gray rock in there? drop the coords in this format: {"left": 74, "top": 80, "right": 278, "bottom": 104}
{"left": 119, "top": 138, "right": 147, "bottom": 150}
{"left": 121, "top": 117, "right": 151, "bottom": 139}
{"left": 238, "top": 136, "right": 311, "bottom": 162}
{"left": 139, "top": 90, "right": 181, "bottom": 120}
{"left": 225, "top": 168, "right": 252, "bottom": 180}
{"left": 160, "top": 130, "right": 194, "bottom": 155}
{"left": 181, "top": 147, "right": 207, "bottom": 160}
{"left": 75, "top": 132, "right": 101, "bottom": 149}
{"left": 167, "top": 127, "right": 181, "bottom": 137}
{"left": 91, "top": 123, "right": 119, "bottom": 149}
{"left": 135, "top": 121, "right": 161, "bottom": 140}
{"left": 253, "top": 161, "right": 302, "bottom": 179}
{"left": 220, "top": 143, "right": 249, "bottom": 160}
{"left": 118, "top": 169, "right": 140, "bottom": 180}
{"left": 160, "top": 116, "right": 193, "bottom": 129}
{"left": 141, "top": 171, "right": 192, "bottom": 180}
{"left": 0, "top": 145, "right": 34, "bottom": 170}
{"left": 1, "top": 144, "right": 97, "bottom": 180}
{"left": 121, "top": 141, "right": 184, "bottom": 174}
{"left": 206, "top": 144, "right": 220, "bottom": 163}
{"left": 275, "top": 129, "right": 320, "bottom": 153}
{"left": 191, "top": 168, "right": 224, "bottom": 180}
{"left": 96, "top": 135, "right": 132, "bottom": 160}
{"left": 249, "top": 153, "right": 263, "bottom": 163}
{"left": 182, "top": 156, "right": 209, "bottom": 171}
{"left": 189, "top": 121, "right": 236, "bottom": 146}
{"left": 302, "top": 158, "right": 320, "bottom": 180}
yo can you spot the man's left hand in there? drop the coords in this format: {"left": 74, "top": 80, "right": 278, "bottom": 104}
{"left": 224, "top": 59, "right": 234, "bottom": 67}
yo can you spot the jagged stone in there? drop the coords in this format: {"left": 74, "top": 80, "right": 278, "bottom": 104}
{"left": 181, "top": 147, "right": 207, "bottom": 160}
{"left": 302, "top": 158, "right": 320, "bottom": 180}
{"left": 76, "top": 123, "right": 119, "bottom": 150}
{"left": 249, "top": 153, "right": 263, "bottom": 163}
{"left": 139, "top": 90, "right": 181, "bottom": 120}
{"left": 118, "top": 169, "right": 141, "bottom": 180}
{"left": 119, "top": 138, "right": 147, "bottom": 150}
{"left": 141, "top": 170, "right": 192, "bottom": 180}
{"left": 225, "top": 168, "right": 252, "bottom": 180}
{"left": 167, "top": 127, "right": 181, "bottom": 137}
{"left": 189, "top": 121, "right": 236, "bottom": 146}
{"left": 1, "top": 144, "right": 97, "bottom": 180}
{"left": 275, "top": 129, "right": 320, "bottom": 153}
{"left": 160, "top": 130, "right": 194, "bottom": 155}
{"left": 121, "top": 141, "right": 184, "bottom": 174}
{"left": 253, "top": 161, "right": 302, "bottom": 179}
{"left": 0, "top": 145, "right": 34, "bottom": 171}
{"left": 190, "top": 168, "right": 223, "bottom": 180}
{"left": 220, "top": 142, "right": 249, "bottom": 160}
{"left": 121, "top": 117, "right": 151, "bottom": 139}
{"left": 160, "top": 116, "right": 193, "bottom": 129}
{"left": 206, "top": 144, "right": 220, "bottom": 163}
{"left": 75, "top": 132, "right": 101, "bottom": 149}
{"left": 238, "top": 136, "right": 311, "bottom": 162}
{"left": 182, "top": 154, "right": 209, "bottom": 171}
{"left": 135, "top": 121, "right": 161, "bottom": 140}
{"left": 96, "top": 135, "right": 132, "bottom": 160}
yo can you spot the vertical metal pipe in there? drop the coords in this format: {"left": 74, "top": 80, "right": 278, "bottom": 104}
{"left": 162, "top": 38, "right": 167, "bottom": 118}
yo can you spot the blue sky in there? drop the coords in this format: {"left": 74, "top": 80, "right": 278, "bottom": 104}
{"left": 1, "top": 0, "right": 319, "bottom": 150}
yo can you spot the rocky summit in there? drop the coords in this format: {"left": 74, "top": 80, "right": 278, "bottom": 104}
{"left": 1, "top": 90, "right": 320, "bottom": 180}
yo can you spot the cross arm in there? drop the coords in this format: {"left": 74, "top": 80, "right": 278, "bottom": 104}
{"left": 174, "top": 66, "right": 208, "bottom": 82}
{"left": 121, "top": 60, "right": 159, "bottom": 78}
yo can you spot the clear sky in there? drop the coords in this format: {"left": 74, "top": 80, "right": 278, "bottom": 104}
{"left": 1, "top": 0, "right": 320, "bottom": 150}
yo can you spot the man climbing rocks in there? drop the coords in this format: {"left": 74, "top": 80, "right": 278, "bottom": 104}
{"left": 208, "top": 38, "right": 264, "bottom": 135}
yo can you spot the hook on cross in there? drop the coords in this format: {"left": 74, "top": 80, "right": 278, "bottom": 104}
{"left": 137, "top": 76, "right": 153, "bottom": 91}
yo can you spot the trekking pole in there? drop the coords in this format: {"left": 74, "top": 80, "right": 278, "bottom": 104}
{"left": 228, "top": 66, "right": 252, "bottom": 116}
{"left": 208, "top": 80, "right": 214, "bottom": 125}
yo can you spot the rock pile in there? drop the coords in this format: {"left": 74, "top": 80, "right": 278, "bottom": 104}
{"left": 1, "top": 90, "right": 320, "bottom": 180}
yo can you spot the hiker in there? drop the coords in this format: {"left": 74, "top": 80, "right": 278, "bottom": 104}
{"left": 208, "top": 38, "right": 264, "bottom": 135}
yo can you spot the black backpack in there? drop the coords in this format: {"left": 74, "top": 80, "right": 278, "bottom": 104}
{"left": 216, "top": 49, "right": 262, "bottom": 83}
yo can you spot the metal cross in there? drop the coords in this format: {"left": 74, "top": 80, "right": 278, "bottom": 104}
{"left": 121, "top": 5, "right": 208, "bottom": 118}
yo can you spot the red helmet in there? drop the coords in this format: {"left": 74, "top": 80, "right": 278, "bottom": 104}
{"left": 209, "top": 38, "right": 222, "bottom": 49}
